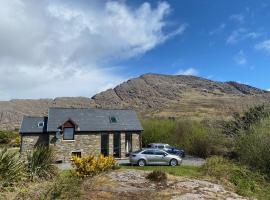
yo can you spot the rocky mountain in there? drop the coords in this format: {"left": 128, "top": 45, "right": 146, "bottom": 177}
{"left": 0, "top": 73, "right": 269, "bottom": 130}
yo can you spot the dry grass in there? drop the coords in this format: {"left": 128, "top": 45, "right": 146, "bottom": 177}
{"left": 144, "top": 92, "right": 268, "bottom": 120}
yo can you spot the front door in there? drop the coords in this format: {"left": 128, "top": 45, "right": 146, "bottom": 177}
{"left": 113, "top": 133, "right": 120, "bottom": 158}
{"left": 101, "top": 133, "right": 109, "bottom": 156}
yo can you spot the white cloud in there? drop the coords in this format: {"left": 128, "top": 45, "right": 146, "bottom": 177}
{"left": 0, "top": 0, "right": 186, "bottom": 100}
{"left": 234, "top": 50, "right": 247, "bottom": 65}
{"left": 176, "top": 68, "right": 199, "bottom": 76}
{"left": 229, "top": 14, "right": 245, "bottom": 24}
{"left": 227, "top": 28, "right": 260, "bottom": 44}
{"left": 267, "top": 89, "right": 270, "bottom": 91}
{"left": 209, "top": 23, "right": 226, "bottom": 35}
{"left": 255, "top": 40, "right": 270, "bottom": 54}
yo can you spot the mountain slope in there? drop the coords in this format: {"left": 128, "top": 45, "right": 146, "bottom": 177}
{"left": 0, "top": 73, "right": 269, "bottom": 130}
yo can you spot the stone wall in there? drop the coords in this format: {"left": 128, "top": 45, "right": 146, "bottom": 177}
{"left": 120, "top": 133, "right": 126, "bottom": 158}
{"left": 132, "top": 133, "right": 141, "bottom": 151}
{"left": 49, "top": 133, "right": 101, "bottom": 161}
{"left": 21, "top": 131, "right": 141, "bottom": 161}
{"left": 20, "top": 134, "right": 49, "bottom": 157}
{"left": 108, "top": 134, "right": 114, "bottom": 156}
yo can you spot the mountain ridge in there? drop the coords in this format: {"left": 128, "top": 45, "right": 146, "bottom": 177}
{"left": 0, "top": 74, "right": 269, "bottom": 130}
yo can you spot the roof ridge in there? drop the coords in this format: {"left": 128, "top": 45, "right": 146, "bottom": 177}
{"left": 48, "top": 107, "right": 134, "bottom": 111}
{"left": 23, "top": 116, "right": 47, "bottom": 118}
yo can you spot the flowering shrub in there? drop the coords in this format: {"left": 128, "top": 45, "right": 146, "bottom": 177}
{"left": 72, "top": 154, "right": 116, "bottom": 177}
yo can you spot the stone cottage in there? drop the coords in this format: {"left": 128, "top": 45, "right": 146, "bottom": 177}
{"left": 19, "top": 108, "right": 143, "bottom": 161}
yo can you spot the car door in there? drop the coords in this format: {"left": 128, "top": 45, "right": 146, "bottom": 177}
{"left": 141, "top": 150, "right": 155, "bottom": 164}
{"left": 153, "top": 150, "right": 168, "bottom": 165}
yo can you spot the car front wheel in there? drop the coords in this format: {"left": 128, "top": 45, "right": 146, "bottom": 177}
{"left": 138, "top": 159, "right": 146, "bottom": 167}
{"left": 170, "top": 159, "right": 178, "bottom": 166}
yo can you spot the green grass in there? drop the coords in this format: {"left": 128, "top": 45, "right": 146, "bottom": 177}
{"left": 121, "top": 165, "right": 203, "bottom": 177}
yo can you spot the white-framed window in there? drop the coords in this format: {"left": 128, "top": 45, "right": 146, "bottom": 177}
{"left": 63, "top": 128, "right": 74, "bottom": 140}
{"left": 37, "top": 121, "right": 44, "bottom": 128}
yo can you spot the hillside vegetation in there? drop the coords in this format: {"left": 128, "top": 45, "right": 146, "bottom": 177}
{"left": 141, "top": 104, "right": 270, "bottom": 199}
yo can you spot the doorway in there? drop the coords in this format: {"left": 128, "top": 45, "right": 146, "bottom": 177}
{"left": 113, "top": 133, "right": 121, "bottom": 158}
{"left": 101, "top": 133, "right": 109, "bottom": 156}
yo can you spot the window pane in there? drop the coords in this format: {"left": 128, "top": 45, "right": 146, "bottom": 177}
{"left": 63, "top": 128, "right": 74, "bottom": 140}
{"left": 142, "top": 150, "right": 154, "bottom": 155}
{"left": 155, "top": 150, "right": 165, "bottom": 155}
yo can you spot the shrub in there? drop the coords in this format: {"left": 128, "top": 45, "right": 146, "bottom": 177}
{"left": 142, "top": 119, "right": 176, "bottom": 147}
{"left": 0, "top": 148, "right": 24, "bottom": 187}
{"left": 173, "top": 120, "right": 230, "bottom": 158}
{"left": 146, "top": 170, "right": 167, "bottom": 183}
{"left": 142, "top": 118, "right": 230, "bottom": 158}
{"left": 202, "top": 156, "right": 270, "bottom": 198}
{"left": 235, "top": 118, "right": 270, "bottom": 177}
{"left": 0, "top": 131, "right": 19, "bottom": 146}
{"left": 222, "top": 104, "right": 270, "bottom": 136}
{"left": 27, "top": 146, "right": 58, "bottom": 180}
{"left": 72, "top": 154, "right": 116, "bottom": 177}
{"left": 49, "top": 175, "right": 82, "bottom": 199}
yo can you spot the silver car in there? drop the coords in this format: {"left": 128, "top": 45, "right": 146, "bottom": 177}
{"left": 129, "top": 149, "right": 182, "bottom": 167}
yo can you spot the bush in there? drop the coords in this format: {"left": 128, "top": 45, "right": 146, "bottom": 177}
{"left": 235, "top": 118, "right": 270, "bottom": 177}
{"left": 49, "top": 174, "right": 82, "bottom": 199}
{"left": 0, "top": 131, "right": 19, "bottom": 146}
{"left": 142, "top": 119, "right": 176, "bottom": 147}
{"left": 142, "top": 118, "right": 231, "bottom": 158}
{"left": 27, "top": 146, "right": 58, "bottom": 180}
{"left": 146, "top": 170, "right": 167, "bottom": 183}
{"left": 202, "top": 156, "right": 270, "bottom": 198}
{"left": 72, "top": 154, "right": 116, "bottom": 177}
{"left": 174, "top": 120, "right": 230, "bottom": 158}
{"left": 223, "top": 104, "right": 270, "bottom": 136}
{"left": 0, "top": 148, "right": 24, "bottom": 187}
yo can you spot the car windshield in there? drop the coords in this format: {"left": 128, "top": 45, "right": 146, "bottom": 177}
{"left": 147, "top": 144, "right": 152, "bottom": 148}
{"left": 132, "top": 150, "right": 143, "bottom": 154}
{"left": 165, "top": 145, "right": 173, "bottom": 149}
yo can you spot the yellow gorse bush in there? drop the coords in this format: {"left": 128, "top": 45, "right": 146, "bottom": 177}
{"left": 72, "top": 154, "right": 116, "bottom": 177}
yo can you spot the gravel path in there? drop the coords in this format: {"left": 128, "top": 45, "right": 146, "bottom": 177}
{"left": 117, "top": 155, "right": 206, "bottom": 167}
{"left": 55, "top": 155, "right": 206, "bottom": 170}
{"left": 181, "top": 155, "right": 206, "bottom": 166}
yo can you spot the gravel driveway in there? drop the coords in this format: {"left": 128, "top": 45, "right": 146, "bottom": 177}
{"left": 117, "top": 155, "right": 205, "bottom": 166}
{"left": 55, "top": 155, "right": 206, "bottom": 170}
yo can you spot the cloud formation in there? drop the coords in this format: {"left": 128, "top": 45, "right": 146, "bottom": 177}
{"left": 209, "top": 23, "right": 226, "bottom": 36}
{"left": 0, "top": 0, "right": 185, "bottom": 100}
{"left": 255, "top": 40, "right": 270, "bottom": 54}
{"left": 227, "top": 28, "right": 260, "bottom": 44}
{"left": 229, "top": 14, "right": 245, "bottom": 24}
{"left": 234, "top": 50, "right": 247, "bottom": 65}
{"left": 176, "top": 68, "right": 199, "bottom": 76}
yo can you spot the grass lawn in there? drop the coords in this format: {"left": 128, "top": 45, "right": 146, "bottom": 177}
{"left": 121, "top": 165, "right": 203, "bottom": 177}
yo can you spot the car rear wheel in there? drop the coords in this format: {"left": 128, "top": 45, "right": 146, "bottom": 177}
{"left": 138, "top": 159, "right": 146, "bottom": 167}
{"left": 170, "top": 159, "right": 178, "bottom": 166}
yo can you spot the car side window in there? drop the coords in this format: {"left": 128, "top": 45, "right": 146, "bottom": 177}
{"left": 142, "top": 150, "right": 154, "bottom": 155}
{"left": 158, "top": 145, "right": 164, "bottom": 149}
{"left": 155, "top": 150, "right": 166, "bottom": 156}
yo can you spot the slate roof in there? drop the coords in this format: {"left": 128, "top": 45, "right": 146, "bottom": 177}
{"left": 20, "top": 116, "right": 47, "bottom": 133}
{"left": 20, "top": 108, "right": 143, "bottom": 133}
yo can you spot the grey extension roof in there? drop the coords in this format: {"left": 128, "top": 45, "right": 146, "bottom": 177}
{"left": 20, "top": 116, "right": 48, "bottom": 133}
{"left": 20, "top": 108, "right": 143, "bottom": 133}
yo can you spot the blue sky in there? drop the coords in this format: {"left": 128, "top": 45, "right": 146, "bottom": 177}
{"left": 120, "top": 0, "right": 270, "bottom": 89}
{"left": 0, "top": 0, "right": 270, "bottom": 100}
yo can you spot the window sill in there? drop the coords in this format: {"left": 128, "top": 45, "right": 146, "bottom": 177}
{"left": 62, "top": 140, "right": 75, "bottom": 142}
